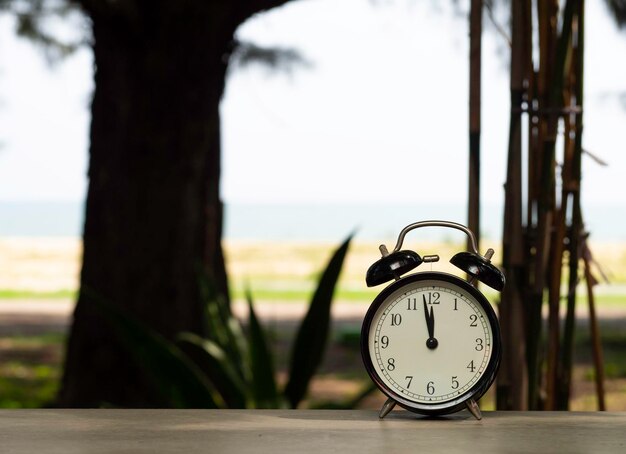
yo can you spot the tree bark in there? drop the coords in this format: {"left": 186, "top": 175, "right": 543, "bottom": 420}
{"left": 59, "top": 3, "right": 239, "bottom": 406}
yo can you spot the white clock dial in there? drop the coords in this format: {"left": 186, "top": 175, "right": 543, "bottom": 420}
{"left": 367, "top": 278, "right": 493, "bottom": 406}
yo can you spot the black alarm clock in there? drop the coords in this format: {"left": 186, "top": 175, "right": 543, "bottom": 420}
{"left": 361, "top": 220, "right": 504, "bottom": 420}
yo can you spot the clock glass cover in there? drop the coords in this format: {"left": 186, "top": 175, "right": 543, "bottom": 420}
{"left": 362, "top": 272, "right": 500, "bottom": 414}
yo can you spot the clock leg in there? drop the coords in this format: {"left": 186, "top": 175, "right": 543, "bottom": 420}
{"left": 378, "top": 398, "right": 396, "bottom": 419}
{"left": 465, "top": 398, "right": 482, "bottom": 420}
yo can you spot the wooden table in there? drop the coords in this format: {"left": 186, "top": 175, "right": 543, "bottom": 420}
{"left": 0, "top": 410, "right": 624, "bottom": 453}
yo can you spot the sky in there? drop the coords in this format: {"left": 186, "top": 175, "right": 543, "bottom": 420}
{"left": 0, "top": 0, "right": 625, "bottom": 211}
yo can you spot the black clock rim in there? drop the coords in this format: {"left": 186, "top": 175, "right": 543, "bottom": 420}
{"left": 360, "top": 271, "right": 502, "bottom": 416}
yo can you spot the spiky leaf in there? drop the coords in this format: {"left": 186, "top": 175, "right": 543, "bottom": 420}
{"left": 283, "top": 233, "right": 353, "bottom": 408}
{"left": 87, "top": 289, "right": 222, "bottom": 408}
{"left": 178, "top": 332, "right": 249, "bottom": 408}
{"left": 246, "top": 289, "right": 280, "bottom": 408}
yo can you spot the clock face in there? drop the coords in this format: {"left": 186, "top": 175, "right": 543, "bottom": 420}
{"left": 362, "top": 272, "right": 501, "bottom": 414}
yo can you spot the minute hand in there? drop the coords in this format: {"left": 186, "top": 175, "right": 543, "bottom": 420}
{"left": 423, "top": 296, "right": 438, "bottom": 349}
{"left": 423, "top": 296, "right": 434, "bottom": 338}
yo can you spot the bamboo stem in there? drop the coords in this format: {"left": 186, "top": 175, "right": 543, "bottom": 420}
{"left": 498, "top": 0, "right": 528, "bottom": 410}
{"left": 583, "top": 244, "right": 606, "bottom": 410}
{"left": 501, "top": 0, "right": 590, "bottom": 411}
{"left": 468, "top": 0, "right": 482, "bottom": 254}
{"left": 556, "top": 0, "right": 585, "bottom": 409}
{"left": 542, "top": 0, "right": 579, "bottom": 411}
{"left": 555, "top": 88, "right": 576, "bottom": 410}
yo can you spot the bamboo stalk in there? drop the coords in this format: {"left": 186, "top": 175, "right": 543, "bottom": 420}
{"left": 500, "top": 0, "right": 590, "bottom": 411}
{"left": 583, "top": 243, "right": 606, "bottom": 410}
{"left": 551, "top": 21, "right": 579, "bottom": 410}
{"left": 556, "top": 1, "right": 585, "bottom": 409}
{"left": 525, "top": 0, "right": 537, "bottom": 232}
{"left": 527, "top": 0, "right": 559, "bottom": 411}
{"left": 554, "top": 59, "right": 576, "bottom": 410}
{"left": 468, "top": 0, "right": 482, "bottom": 254}
{"left": 559, "top": 226, "right": 580, "bottom": 409}
{"left": 542, "top": 0, "right": 578, "bottom": 411}
{"left": 525, "top": 35, "right": 540, "bottom": 406}
{"left": 498, "top": 0, "right": 528, "bottom": 411}
{"left": 564, "top": 10, "right": 591, "bottom": 404}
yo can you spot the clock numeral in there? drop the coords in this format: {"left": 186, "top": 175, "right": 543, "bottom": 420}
{"left": 453, "top": 298, "right": 458, "bottom": 311}
{"left": 467, "top": 360, "right": 476, "bottom": 373}
{"left": 405, "top": 376, "right": 413, "bottom": 388}
{"left": 426, "top": 381, "right": 435, "bottom": 395}
{"left": 387, "top": 358, "right": 396, "bottom": 371}
{"left": 451, "top": 376, "right": 459, "bottom": 389}
{"left": 423, "top": 292, "right": 440, "bottom": 305}
{"left": 390, "top": 313, "right": 402, "bottom": 326}
{"left": 475, "top": 338, "right": 484, "bottom": 351}
{"left": 407, "top": 298, "right": 417, "bottom": 310}
{"left": 381, "top": 335, "right": 389, "bottom": 349}
{"left": 469, "top": 314, "right": 478, "bottom": 327}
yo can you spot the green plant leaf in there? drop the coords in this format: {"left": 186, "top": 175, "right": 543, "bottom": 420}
{"left": 246, "top": 288, "right": 280, "bottom": 408}
{"left": 199, "top": 273, "right": 250, "bottom": 383}
{"left": 177, "top": 332, "right": 249, "bottom": 408}
{"left": 86, "top": 289, "right": 223, "bottom": 408}
{"left": 283, "top": 233, "right": 353, "bottom": 408}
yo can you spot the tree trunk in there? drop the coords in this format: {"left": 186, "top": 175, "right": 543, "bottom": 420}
{"left": 58, "top": 3, "right": 237, "bottom": 407}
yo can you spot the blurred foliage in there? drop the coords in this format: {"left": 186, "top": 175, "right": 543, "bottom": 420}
{"left": 229, "top": 40, "right": 311, "bottom": 76}
{"left": 0, "top": 364, "right": 59, "bottom": 407}
{"left": 605, "top": 0, "right": 626, "bottom": 28}
{"left": 95, "top": 234, "right": 375, "bottom": 408}
{"left": 2, "top": 1, "right": 311, "bottom": 71}
{"left": 92, "top": 290, "right": 224, "bottom": 408}
{"left": 1, "top": 0, "right": 88, "bottom": 63}
{"left": 579, "top": 329, "right": 626, "bottom": 379}
{"left": 0, "top": 333, "right": 64, "bottom": 408}
{"left": 1, "top": 0, "right": 625, "bottom": 69}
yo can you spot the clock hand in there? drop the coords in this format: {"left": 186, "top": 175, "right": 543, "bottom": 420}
{"left": 422, "top": 297, "right": 433, "bottom": 336}
{"left": 422, "top": 297, "right": 438, "bottom": 349}
{"left": 429, "top": 305, "right": 435, "bottom": 338}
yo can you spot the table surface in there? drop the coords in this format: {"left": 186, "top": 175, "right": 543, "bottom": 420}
{"left": 0, "top": 409, "right": 624, "bottom": 453}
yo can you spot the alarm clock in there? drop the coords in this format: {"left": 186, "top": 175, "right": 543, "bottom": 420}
{"left": 361, "top": 220, "right": 504, "bottom": 420}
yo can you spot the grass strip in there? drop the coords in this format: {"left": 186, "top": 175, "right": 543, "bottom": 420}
{"left": 0, "top": 289, "right": 76, "bottom": 299}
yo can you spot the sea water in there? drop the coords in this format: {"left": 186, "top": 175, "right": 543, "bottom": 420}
{"left": 0, "top": 201, "right": 624, "bottom": 242}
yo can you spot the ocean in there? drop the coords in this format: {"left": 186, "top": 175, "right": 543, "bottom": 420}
{"left": 0, "top": 201, "right": 624, "bottom": 242}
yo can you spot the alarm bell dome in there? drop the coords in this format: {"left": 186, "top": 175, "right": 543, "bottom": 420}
{"left": 366, "top": 250, "right": 423, "bottom": 287}
{"left": 450, "top": 252, "right": 506, "bottom": 291}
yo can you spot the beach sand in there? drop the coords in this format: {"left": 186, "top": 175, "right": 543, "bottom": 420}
{"left": 2, "top": 236, "right": 626, "bottom": 323}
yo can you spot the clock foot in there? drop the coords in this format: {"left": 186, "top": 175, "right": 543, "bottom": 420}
{"left": 378, "top": 398, "right": 396, "bottom": 419}
{"left": 465, "top": 399, "right": 482, "bottom": 420}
